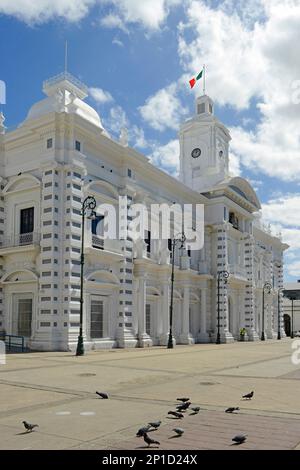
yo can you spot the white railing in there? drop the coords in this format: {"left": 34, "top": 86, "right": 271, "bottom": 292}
{"left": 229, "top": 264, "right": 248, "bottom": 279}
{"left": 0, "top": 232, "right": 40, "bottom": 248}
{"left": 43, "top": 72, "right": 88, "bottom": 94}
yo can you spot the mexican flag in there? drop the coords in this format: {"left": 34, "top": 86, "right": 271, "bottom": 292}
{"left": 189, "top": 69, "right": 204, "bottom": 89}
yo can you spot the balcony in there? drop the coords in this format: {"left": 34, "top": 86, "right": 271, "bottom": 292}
{"left": 228, "top": 264, "right": 248, "bottom": 283}
{"left": 0, "top": 232, "right": 40, "bottom": 255}
{"left": 85, "top": 235, "right": 123, "bottom": 263}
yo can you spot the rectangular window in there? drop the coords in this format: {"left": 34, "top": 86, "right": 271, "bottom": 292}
{"left": 17, "top": 298, "right": 32, "bottom": 337}
{"left": 47, "top": 138, "right": 53, "bottom": 149}
{"left": 20, "top": 207, "right": 34, "bottom": 234}
{"left": 145, "top": 230, "right": 151, "bottom": 254}
{"left": 90, "top": 299, "right": 104, "bottom": 339}
{"left": 75, "top": 140, "right": 81, "bottom": 152}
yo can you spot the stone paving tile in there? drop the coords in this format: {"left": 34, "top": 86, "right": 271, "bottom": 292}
{"left": 98, "top": 410, "right": 300, "bottom": 451}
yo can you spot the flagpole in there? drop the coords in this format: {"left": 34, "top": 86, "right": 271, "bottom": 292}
{"left": 203, "top": 64, "right": 206, "bottom": 95}
{"left": 65, "top": 40, "right": 68, "bottom": 74}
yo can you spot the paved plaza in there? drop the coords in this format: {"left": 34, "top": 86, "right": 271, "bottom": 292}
{"left": 1, "top": 339, "right": 300, "bottom": 450}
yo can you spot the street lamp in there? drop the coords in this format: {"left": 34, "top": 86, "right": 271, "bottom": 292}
{"left": 76, "top": 195, "right": 97, "bottom": 357}
{"left": 216, "top": 270, "right": 230, "bottom": 345}
{"left": 167, "top": 232, "right": 186, "bottom": 349}
{"left": 277, "top": 287, "right": 284, "bottom": 340}
{"left": 261, "top": 282, "right": 272, "bottom": 341}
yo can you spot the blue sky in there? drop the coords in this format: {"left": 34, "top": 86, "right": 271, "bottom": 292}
{"left": 0, "top": 0, "right": 300, "bottom": 281}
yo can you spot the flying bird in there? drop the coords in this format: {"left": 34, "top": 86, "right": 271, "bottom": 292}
{"left": 96, "top": 391, "right": 109, "bottom": 399}
{"left": 22, "top": 421, "right": 39, "bottom": 432}
{"left": 232, "top": 434, "right": 247, "bottom": 445}
{"left": 173, "top": 428, "right": 184, "bottom": 436}
{"left": 225, "top": 407, "right": 240, "bottom": 413}
{"left": 242, "top": 391, "right": 254, "bottom": 400}
{"left": 176, "top": 397, "right": 190, "bottom": 403}
{"left": 143, "top": 433, "right": 160, "bottom": 447}
{"left": 176, "top": 401, "right": 191, "bottom": 412}
{"left": 168, "top": 411, "right": 184, "bottom": 419}
{"left": 148, "top": 421, "right": 161, "bottom": 430}
{"left": 136, "top": 425, "right": 151, "bottom": 437}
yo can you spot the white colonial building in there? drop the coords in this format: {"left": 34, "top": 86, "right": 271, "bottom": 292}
{"left": 0, "top": 72, "right": 289, "bottom": 351}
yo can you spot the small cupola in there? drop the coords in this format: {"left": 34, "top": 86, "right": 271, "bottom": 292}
{"left": 196, "top": 95, "right": 214, "bottom": 116}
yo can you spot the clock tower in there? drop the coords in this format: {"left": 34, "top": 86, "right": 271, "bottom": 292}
{"left": 179, "top": 94, "right": 231, "bottom": 192}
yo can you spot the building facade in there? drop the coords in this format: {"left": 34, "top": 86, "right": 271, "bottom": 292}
{"left": 283, "top": 282, "right": 300, "bottom": 336}
{"left": 0, "top": 72, "right": 289, "bottom": 351}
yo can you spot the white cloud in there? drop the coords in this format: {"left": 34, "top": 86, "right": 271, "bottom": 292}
{"left": 0, "top": 0, "right": 181, "bottom": 28}
{"left": 149, "top": 139, "right": 180, "bottom": 176}
{"left": 0, "top": 0, "right": 95, "bottom": 24}
{"left": 139, "top": 83, "right": 188, "bottom": 132}
{"left": 112, "top": 37, "right": 124, "bottom": 47}
{"left": 178, "top": 0, "right": 300, "bottom": 181}
{"left": 100, "top": 0, "right": 181, "bottom": 31}
{"left": 261, "top": 193, "right": 300, "bottom": 277}
{"left": 89, "top": 87, "right": 113, "bottom": 104}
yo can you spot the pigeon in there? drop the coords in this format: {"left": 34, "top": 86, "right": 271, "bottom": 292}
{"left": 232, "top": 434, "right": 247, "bottom": 445}
{"left": 225, "top": 407, "right": 240, "bottom": 413}
{"left": 173, "top": 428, "right": 184, "bottom": 436}
{"left": 148, "top": 421, "right": 161, "bottom": 430}
{"left": 242, "top": 391, "right": 254, "bottom": 400}
{"left": 136, "top": 425, "right": 151, "bottom": 437}
{"left": 191, "top": 407, "right": 201, "bottom": 414}
{"left": 168, "top": 411, "right": 184, "bottom": 419}
{"left": 22, "top": 421, "right": 39, "bottom": 432}
{"left": 143, "top": 433, "right": 160, "bottom": 447}
{"left": 176, "top": 397, "right": 190, "bottom": 403}
{"left": 176, "top": 401, "right": 191, "bottom": 412}
{"left": 96, "top": 391, "right": 109, "bottom": 399}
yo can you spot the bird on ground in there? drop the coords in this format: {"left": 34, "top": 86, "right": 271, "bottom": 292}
{"left": 168, "top": 411, "right": 184, "bottom": 419}
{"left": 225, "top": 407, "right": 240, "bottom": 413}
{"left": 190, "top": 407, "right": 201, "bottom": 414}
{"left": 176, "top": 401, "right": 191, "bottom": 412}
{"left": 173, "top": 428, "right": 184, "bottom": 437}
{"left": 232, "top": 434, "right": 247, "bottom": 445}
{"left": 143, "top": 433, "right": 160, "bottom": 447}
{"left": 176, "top": 397, "right": 190, "bottom": 403}
{"left": 136, "top": 425, "right": 151, "bottom": 437}
{"left": 22, "top": 421, "right": 39, "bottom": 432}
{"left": 242, "top": 391, "right": 254, "bottom": 400}
{"left": 148, "top": 421, "right": 161, "bottom": 430}
{"left": 96, "top": 391, "right": 109, "bottom": 399}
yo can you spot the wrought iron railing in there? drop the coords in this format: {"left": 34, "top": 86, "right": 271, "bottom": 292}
{"left": 0, "top": 232, "right": 40, "bottom": 248}
{"left": 0, "top": 333, "right": 26, "bottom": 352}
{"left": 92, "top": 235, "right": 104, "bottom": 250}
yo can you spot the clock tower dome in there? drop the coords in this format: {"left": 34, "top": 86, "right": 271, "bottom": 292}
{"left": 179, "top": 94, "right": 231, "bottom": 192}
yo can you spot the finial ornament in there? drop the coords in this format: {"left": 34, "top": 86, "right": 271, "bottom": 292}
{"left": 0, "top": 111, "right": 5, "bottom": 134}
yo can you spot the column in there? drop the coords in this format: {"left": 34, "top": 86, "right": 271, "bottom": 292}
{"left": 198, "top": 288, "right": 209, "bottom": 342}
{"left": 159, "top": 280, "right": 171, "bottom": 346}
{"left": 137, "top": 275, "right": 152, "bottom": 347}
{"left": 179, "top": 284, "right": 193, "bottom": 344}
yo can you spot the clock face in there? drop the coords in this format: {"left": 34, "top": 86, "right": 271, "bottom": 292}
{"left": 191, "top": 148, "right": 201, "bottom": 159}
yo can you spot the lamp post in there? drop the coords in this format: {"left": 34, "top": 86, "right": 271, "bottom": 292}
{"left": 167, "top": 232, "right": 186, "bottom": 349}
{"left": 76, "top": 196, "right": 97, "bottom": 357}
{"left": 216, "top": 270, "right": 230, "bottom": 345}
{"left": 261, "top": 281, "right": 272, "bottom": 341}
{"left": 277, "top": 288, "right": 284, "bottom": 340}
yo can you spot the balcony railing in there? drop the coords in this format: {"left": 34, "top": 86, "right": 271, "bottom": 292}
{"left": 92, "top": 235, "right": 104, "bottom": 250}
{"left": 229, "top": 264, "right": 248, "bottom": 280}
{"left": 0, "top": 232, "right": 40, "bottom": 249}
